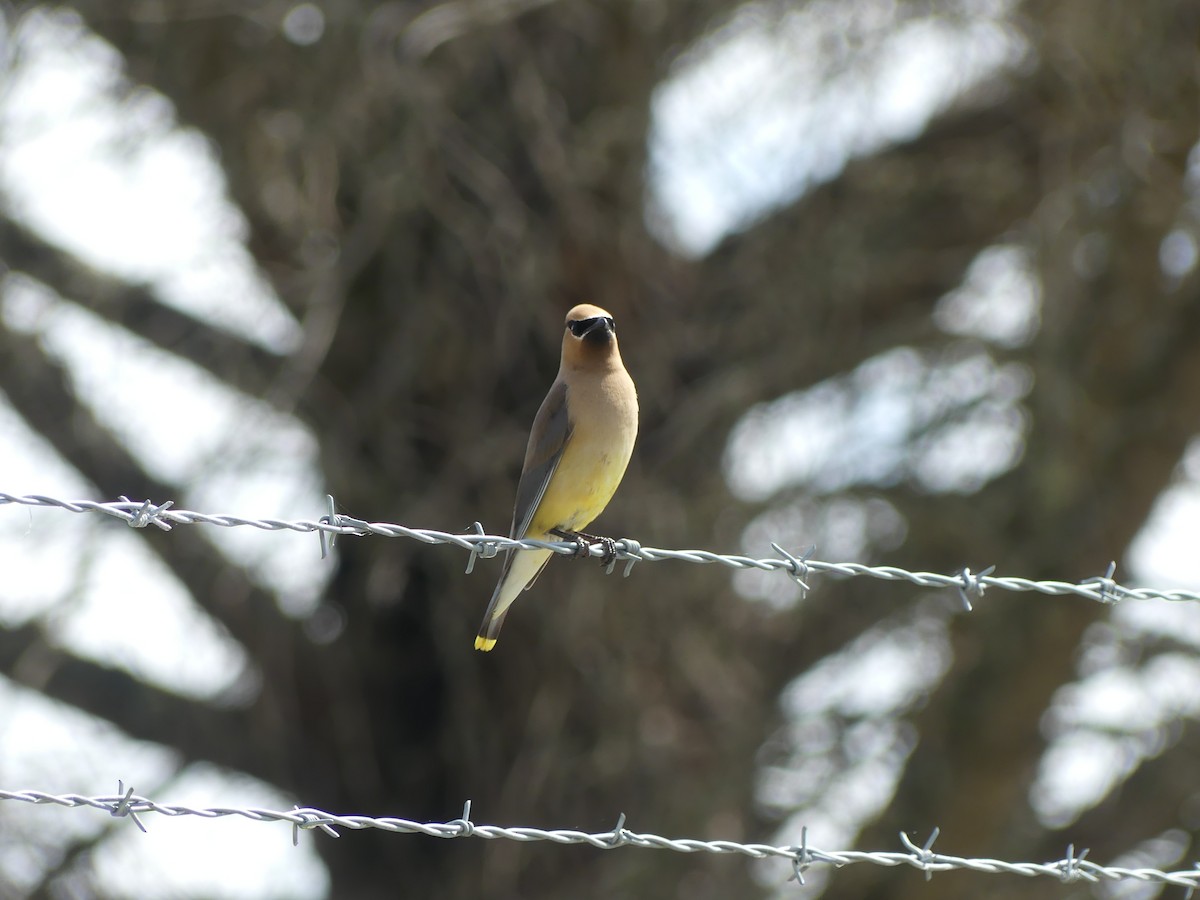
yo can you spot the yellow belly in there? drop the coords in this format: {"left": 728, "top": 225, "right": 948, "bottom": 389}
{"left": 528, "top": 443, "right": 631, "bottom": 537}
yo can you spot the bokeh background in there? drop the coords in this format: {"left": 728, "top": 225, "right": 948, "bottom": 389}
{"left": 2, "top": 1, "right": 1200, "bottom": 897}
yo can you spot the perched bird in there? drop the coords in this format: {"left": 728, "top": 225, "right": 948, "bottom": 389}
{"left": 475, "top": 304, "right": 639, "bottom": 651}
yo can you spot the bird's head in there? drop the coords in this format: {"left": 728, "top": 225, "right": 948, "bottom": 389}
{"left": 563, "top": 304, "right": 617, "bottom": 349}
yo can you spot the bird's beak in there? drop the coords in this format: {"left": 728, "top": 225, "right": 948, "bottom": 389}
{"left": 581, "top": 317, "right": 614, "bottom": 341}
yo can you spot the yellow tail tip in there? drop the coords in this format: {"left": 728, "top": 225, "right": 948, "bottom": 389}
{"left": 474, "top": 636, "right": 497, "bottom": 652}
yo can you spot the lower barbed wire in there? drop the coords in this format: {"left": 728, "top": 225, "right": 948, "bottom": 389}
{"left": 2, "top": 787, "right": 1199, "bottom": 891}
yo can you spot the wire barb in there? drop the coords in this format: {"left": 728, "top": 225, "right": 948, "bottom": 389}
{"left": 1082, "top": 561, "right": 1123, "bottom": 604}
{"left": 449, "top": 800, "right": 475, "bottom": 838}
{"left": 787, "top": 826, "right": 812, "bottom": 885}
{"left": 292, "top": 807, "right": 341, "bottom": 840}
{"left": 955, "top": 565, "right": 995, "bottom": 611}
{"left": 122, "top": 497, "right": 175, "bottom": 531}
{"left": 1056, "top": 844, "right": 1092, "bottom": 884}
{"left": 772, "top": 543, "right": 814, "bottom": 599}
{"left": 318, "top": 494, "right": 338, "bottom": 559}
{"left": 463, "top": 523, "right": 498, "bottom": 574}
{"left": 615, "top": 539, "right": 640, "bottom": 577}
{"left": 111, "top": 781, "right": 147, "bottom": 833}
{"left": 900, "top": 827, "right": 941, "bottom": 881}
{"left": 604, "top": 812, "right": 629, "bottom": 849}
{"left": 1183, "top": 862, "right": 1200, "bottom": 900}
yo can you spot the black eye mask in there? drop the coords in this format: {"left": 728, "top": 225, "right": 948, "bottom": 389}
{"left": 567, "top": 316, "right": 615, "bottom": 338}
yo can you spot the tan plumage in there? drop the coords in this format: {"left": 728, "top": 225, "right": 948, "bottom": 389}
{"left": 474, "top": 304, "right": 638, "bottom": 651}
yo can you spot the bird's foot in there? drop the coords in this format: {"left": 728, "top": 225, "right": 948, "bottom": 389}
{"left": 550, "top": 527, "right": 592, "bottom": 559}
{"left": 550, "top": 528, "right": 618, "bottom": 565}
{"left": 593, "top": 535, "right": 619, "bottom": 567}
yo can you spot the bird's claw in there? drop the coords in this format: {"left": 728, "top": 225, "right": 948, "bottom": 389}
{"left": 551, "top": 528, "right": 591, "bottom": 559}
{"left": 550, "top": 528, "right": 617, "bottom": 564}
{"left": 594, "top": 536, "right": 618, "bottom": 567}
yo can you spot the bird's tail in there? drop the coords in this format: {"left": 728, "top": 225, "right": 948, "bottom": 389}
{"left": 474, "top": 547, "right": 552, "bottom": 651}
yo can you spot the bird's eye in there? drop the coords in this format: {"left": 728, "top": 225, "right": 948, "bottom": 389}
{"left": 605, "top": 317, "right": 615, "bottom": 332}
{"left": 568, "top": 317, "right": 595, "bottom": 337}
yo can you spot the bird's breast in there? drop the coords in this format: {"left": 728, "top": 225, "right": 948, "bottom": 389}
{"left": 530, "top": 368, "right": 637, "bottom": 535}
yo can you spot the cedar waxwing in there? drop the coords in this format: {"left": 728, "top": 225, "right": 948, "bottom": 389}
{"left": 475, "top": 304, "right": 639, "bottom": 651}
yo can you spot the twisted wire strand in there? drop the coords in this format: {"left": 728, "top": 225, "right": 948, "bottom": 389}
{"left": 2, "top": 493, "right": 1195, "bottom": 605}
{"left": 2, "top": 788, "right": 1198, "bottom": 891}
{"left": 4, "top": 496, "right": 1199, "bottom": 891}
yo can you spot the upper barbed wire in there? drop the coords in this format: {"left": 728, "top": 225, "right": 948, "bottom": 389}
{"left": 2, "top": 492, "right": 1198, "bottom": 606}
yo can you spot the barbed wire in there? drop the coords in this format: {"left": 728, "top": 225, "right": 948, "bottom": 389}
{"left": 2, "top": 492, "right": 1198, "bottom": 609}
{"left": 2, "top": 786, "right": 1198, "bottom": 892}
{"left": 4, "top": 501, "right": 1200, "bottom": 893}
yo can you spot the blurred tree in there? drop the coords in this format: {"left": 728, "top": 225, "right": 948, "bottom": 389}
{"left": 1, "top": 0, "right": 1198, "bottom": 898}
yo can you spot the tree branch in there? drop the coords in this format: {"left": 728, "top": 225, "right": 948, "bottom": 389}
{"left": 0, "top": 214, "right": 290, "bottom": 409}
{"left": 0, "top": 319, "right": 284, "bottom": 658}
{"left": 0, "top": 622, "right": 272, "bottom": 779}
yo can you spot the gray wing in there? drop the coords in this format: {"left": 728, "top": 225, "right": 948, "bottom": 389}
{"left": 510, "top": 379, "right": 572, "bottom": 539}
